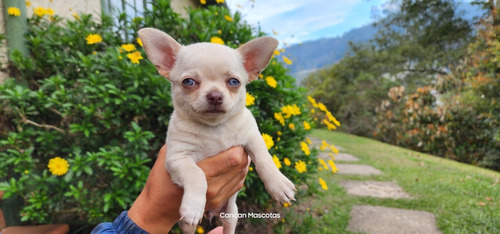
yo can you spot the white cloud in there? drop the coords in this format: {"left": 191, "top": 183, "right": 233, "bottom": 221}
{"left": 228, "top": 0, "right": 383, "bottom": 45}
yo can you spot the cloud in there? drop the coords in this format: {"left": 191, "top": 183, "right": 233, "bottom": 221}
{"left": 228, "top": 0, "right": 364, "bottom": 43}
{"left": 228, "top": 0, "right": 386, "bottom": 45}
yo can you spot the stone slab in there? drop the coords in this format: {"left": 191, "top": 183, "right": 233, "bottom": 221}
{"left": 336, "top": 164, "right": 382, "bottom": 175}
{"left": 340, "top": 180, "right": 412, "bottom": 199}
{"left": 347, "top": 205, "right": 442, "bottom": 234}
{"left": 318, "top": 152, "right": 359, "bottom": 162}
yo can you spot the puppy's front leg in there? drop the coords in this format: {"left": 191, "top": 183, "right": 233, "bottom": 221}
{"left": 165, "top": 153, "right": 206, "bottom": 232}
{"left": 218, "top": 193, "right": 238, "bottom": 234}
{"left": 245, "top": 132, "right": 296, "bottom": 204}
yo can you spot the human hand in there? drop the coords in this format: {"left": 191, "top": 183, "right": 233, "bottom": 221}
{"left": 127, "top": 144, "right": 249, "bottom": 234}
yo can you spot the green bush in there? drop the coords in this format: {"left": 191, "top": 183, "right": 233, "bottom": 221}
{"left": 0, "top": 0, "right": 336, "bottom": 227}
{"left": 375, "top": 16, "right": 500, "bottom": 171}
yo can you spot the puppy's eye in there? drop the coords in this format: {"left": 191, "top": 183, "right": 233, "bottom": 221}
{"left": 227, "top": 78, "right": 240, "bottom": 87}
{"left": 182, "top": 78, "right": 196, "bottom": 87}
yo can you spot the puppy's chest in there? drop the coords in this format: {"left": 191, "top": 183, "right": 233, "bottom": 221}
{"left": 196, "top": 126, "right": 245, "bottom": 156}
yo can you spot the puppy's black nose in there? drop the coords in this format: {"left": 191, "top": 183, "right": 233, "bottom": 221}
{"left": 207, "top": 91, "right": 223, "bottom": 105}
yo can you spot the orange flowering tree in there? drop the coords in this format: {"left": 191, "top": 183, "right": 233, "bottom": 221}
{"left": 0, "top": 0, "right": 340, "bottom": 228}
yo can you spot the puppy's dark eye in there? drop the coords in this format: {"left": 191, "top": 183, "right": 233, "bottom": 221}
{"left": 227, "top": 78, "right": 240, "bottom": 87}
{"left": 182, "top": 78, "right": 196, "bottom": 87}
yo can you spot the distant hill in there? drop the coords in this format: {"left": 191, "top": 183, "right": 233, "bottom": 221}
{"left": 283, "top": 24, "right": 378, "bottom": 83}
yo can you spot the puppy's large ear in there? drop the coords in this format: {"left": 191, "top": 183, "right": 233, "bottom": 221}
{"left": 138, "top": 28, "right": 182, "bottom": 79}
{"left": 237, "top": 37, "right": 279, "bottom": 82}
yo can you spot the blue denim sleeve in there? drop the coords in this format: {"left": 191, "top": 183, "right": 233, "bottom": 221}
{"left": 91, "top": 211, "right": 149, "bottom": 234}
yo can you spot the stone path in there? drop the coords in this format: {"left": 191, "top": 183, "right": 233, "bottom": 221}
{"left": 347, "top": 205, "right": 442, "bottom": 234}
{"left": 309, "top": 137, "right": 442, "bottom": 234}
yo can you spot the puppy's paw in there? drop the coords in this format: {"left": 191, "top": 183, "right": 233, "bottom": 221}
{"left": 265, "top": 173, "right": 296, "bottom": 204}
{"left": 179, "top": 196, "right": 206, "bottom": 226}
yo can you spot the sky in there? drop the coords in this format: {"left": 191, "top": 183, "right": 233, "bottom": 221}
{"left": 226, "top": 0, "right": 389, "bottom": 46}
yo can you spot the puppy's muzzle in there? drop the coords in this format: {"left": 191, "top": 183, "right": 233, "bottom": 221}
{"left": 207, "top": 91, "right": 224, "bottom": 105}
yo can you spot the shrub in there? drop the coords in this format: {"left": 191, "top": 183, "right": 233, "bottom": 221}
{"left": 0, "top": 0, "right": 339, "bottom": 227}
{"left": 375, "top": 15, "right": 500, "bottom": 171}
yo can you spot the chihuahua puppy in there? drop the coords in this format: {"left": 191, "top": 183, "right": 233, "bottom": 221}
{"left": 138, "top": 28, "right": 296, "bottom": 234}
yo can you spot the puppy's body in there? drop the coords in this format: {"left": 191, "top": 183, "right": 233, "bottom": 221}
{"left": 139, "top": 28, "right": 296, "bottom": 234}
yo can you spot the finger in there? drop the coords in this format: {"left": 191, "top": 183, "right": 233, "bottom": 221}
{"left": 198, "top": 146, "right": 248, "bottom": 177}
{"left": 205, "top": 167, "right": 247, "bottom": 210}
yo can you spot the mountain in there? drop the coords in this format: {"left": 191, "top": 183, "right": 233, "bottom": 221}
{"left": 283, "top": 24, "right": 378, "bottom": 83}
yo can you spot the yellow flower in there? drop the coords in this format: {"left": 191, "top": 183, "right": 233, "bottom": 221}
{"left": 216, "top": 0, "right": 225, "bottom": 3}
{"left": 303, "top": 121, "right": 311, "bottom": 130}
{"left": 326, "top": 111, "right": 341, "bottom": 127}
{"left": 320, "top": 140, "right": 329, "bottom": 151}
{"left": 196, "top": 225, "right": 204, "bottom": 234}
{"left": 7, "top": 7, "right": 21, "bottom": 16}
{"left": 127, "top": 51, "right": 143, "bottom": 64}
{"left": 328, "top": 153, "right": 336, "bottom": 160}
{"left": 24, "top": 170, "right": 29, "bottom": 174}
{"left": 319, "top": 178, "right": 328, "bottom": 190}
{"left": 200, "top": 0, "right": 206, "bottom": 4}
{"left": 33, "top": 7, "right": 47, "bottom": 17}
{"left": 322, "top": 119, "right": 337, "bottom": 130}
{"left": 121, "top": 44, "right": 136, "bottom": 52}
{"left": 210, "top": 36, "right": 224, "bottom": 45}
{"left": 281, "top": 104, "right": 301, "bottom": 118}
{"left": 307, "top": 96, "right": 318, "bottom": 108}
{"left": 295, "top": 160, "right": 307, "bottom": 173}
{"left": 262, "top": 133, "right": 274, "bottom": 150}
{"left": 72, "top": 12, "right": 80, "bottom": 20}
{"left": 306, "top": 138, "right": 312, "bottom": 144}
{"left": 318, "top": 158, "right": 328, "bottom": 170}
{"left": 284, "top": 157, "right": 291, "bottom": 166}
{"left": 274, "top": 112, "right": 285, "bottom": 126}
{"left": 224, "top": 15, "right": 233, "bottom": 22}
{"left": 272, "top": 155, "right": 282, "bottom": 169}
{"left": 86, "top": 33, "right": 103, "bottom": 45}
{"left": 249, "top": 166, "right": 253, "bottom": 171}
{"left": 328, "top": 160, "right": 338, "bottom": 173}
{"left": 259, "top": 74, "right": 263, "bottom": 79}
{"left": 274, "top": 50, "right": 280, "bottom": 56}
{"left": 277, "top": 131, "right": 282, "bottom": 136}
{"left": 46, "top": 8, "right": 55, "bottom": 16}
{"left": 300, "top": 141, "right": 310, "bottom": 156}
{"left": 318, "top": 102, "right": 327, "bottom": 112}
{"left": 48, "top": 157, "right": 69, "bottom": 176}
{"left": 283, "top": 56, "right": 292, "bottom": 65}
{"left": 265, "top": 76, "right": 277, "bottom": 88}
{"left": 289, "top": 123, "right": 295, "bottom": 131}
{"left": 330, "top": 145, "right": 339, "bottom": 154}
{"left": 137, "top": 37, "right": 143, "bottom": 47}
{"left": 246, "top": 92, "right": 255, "bottom": 106}
{"left": 283, "top": 202, "right": 291, "bottom": 208}
{"left": 26, "top": 1, "right": 31, "bottom": 7}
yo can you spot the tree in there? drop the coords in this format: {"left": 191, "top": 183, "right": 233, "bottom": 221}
{"left": 303, "top": 0, "right": 474, "bottom": 136}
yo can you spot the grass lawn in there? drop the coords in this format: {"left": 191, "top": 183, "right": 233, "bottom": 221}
{"left": 279, "top": 129, "right": 499, "bottom": 233}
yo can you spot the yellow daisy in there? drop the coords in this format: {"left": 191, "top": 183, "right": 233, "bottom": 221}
{"left": 48, "top": 157, "right": 69, "bottom": 176}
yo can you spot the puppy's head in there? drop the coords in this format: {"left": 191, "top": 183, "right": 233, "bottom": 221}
{"left": 138, "top": 28, "right": 278, "bottom": 126}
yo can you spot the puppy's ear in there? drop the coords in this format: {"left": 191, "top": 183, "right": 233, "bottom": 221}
{"left": 138, "top": 28, "right": 182, "bottom": 79}
{"left": 237, "top": 37, "right": 279, "bottom": 82}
